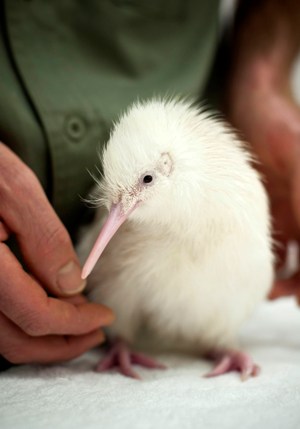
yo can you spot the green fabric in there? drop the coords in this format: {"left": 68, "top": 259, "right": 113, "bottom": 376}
{"left": 0, "top": 0, "right": 220, "bottom": 237}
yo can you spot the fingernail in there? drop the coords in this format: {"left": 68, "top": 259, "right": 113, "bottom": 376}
{"left": 100, "top": 307, "right": 115, "bottom": 326}
{"left": 97, "top": 330, "right": 106, "bottom": 345}
{"left": 88, "top": 331, "right": 106, "bottom": 353}
{"left": 57, "top": 261, "right": 86, "bottom": 295}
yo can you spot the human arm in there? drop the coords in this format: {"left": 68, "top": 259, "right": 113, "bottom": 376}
{"left": 225, "top": 0, "right": 300, "bottom": 303}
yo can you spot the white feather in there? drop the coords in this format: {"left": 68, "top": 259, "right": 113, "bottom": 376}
{"left": 78, "top": 98, "right": 274, "bottom": 353}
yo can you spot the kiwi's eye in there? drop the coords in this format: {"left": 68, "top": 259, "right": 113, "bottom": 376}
{"left": 143, "top": 175, "right": 153, "bottom": 184}
{"left": 140, "top": 172, "right": 155, "bottom": 186}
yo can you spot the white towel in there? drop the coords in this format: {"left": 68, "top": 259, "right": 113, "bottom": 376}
{"left": 1, "top": 298, "right": 300, "bottom": 429}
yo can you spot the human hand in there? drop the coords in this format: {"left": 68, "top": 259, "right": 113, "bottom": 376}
{"left": 0, "top": 143, "right": 114, "bottom": 364}
{"left": 227, "top": 69, "right": 300, "bottom": 304}
{"left": 224, "top": 0, "right": 300, "bottom": 303}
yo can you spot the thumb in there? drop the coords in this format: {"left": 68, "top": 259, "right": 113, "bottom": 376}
{"left": 0, "top": 143, "right": 84, "bottom": 296}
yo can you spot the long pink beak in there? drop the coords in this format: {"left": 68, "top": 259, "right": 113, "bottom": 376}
{"left": 81, "top": 203, "right": 131, "bottom": 279}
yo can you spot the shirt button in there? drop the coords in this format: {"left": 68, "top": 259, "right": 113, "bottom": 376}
{"left": 65, "top": 116, "right": 86, "bottom": 142}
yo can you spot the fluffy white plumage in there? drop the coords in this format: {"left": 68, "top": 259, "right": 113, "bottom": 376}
{"left": 78, "top": 98, "right": 274, "bottom": 361}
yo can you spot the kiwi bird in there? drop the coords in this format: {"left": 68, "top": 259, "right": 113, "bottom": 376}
{"left": 78, "top": 99, "right": 274, "bottom": 380}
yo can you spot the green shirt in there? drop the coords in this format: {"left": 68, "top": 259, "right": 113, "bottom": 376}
{"left": 0, "top": 0, "right": 220, "bottom": 237}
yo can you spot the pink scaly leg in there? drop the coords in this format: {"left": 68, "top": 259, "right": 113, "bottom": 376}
{"left": 204, "top": 349, "right": 260, "bottom": 381}
{"left": 95, "top": 338, "right": 166, "bottom": 380}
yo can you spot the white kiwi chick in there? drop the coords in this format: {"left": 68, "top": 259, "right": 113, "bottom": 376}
{"left": 79, "top": 99, "right": 274, "bottom": 380}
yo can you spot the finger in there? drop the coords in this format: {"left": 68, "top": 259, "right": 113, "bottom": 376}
{"left": 269, "top": 277, "right": 299, "bottom": 300}
{"left": 273, "top": 238, "right": 288, "bottom": 272}
{"left": 0, "top": 242, "right": 114, "bottom": 336}
{"left": 291, "top": 166, "right": 300, "bottom": 241}
{"left": 0, "top": 220, "right": 10, "bottom": 242}
{"left": 0, "top": 312, "right": 105, "bottom": 364}
{"left": 60, "top": 294, "right": 88, "bottom": 305}
{"left": 0, "top": 143, "right": 84, "bottom": 296}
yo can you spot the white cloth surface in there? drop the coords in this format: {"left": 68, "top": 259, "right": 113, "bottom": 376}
{"left": 1, "top": 298, "right": 300, "bottom": 429}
